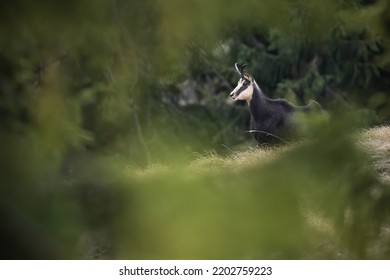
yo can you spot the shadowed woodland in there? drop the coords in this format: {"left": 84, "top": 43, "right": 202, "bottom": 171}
{"left": 1, "top": 0, "right": 390, "bottom": 259}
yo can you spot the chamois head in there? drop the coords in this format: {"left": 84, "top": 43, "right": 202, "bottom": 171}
{"left": 230, "top": 63, "right": 254, "bottom": 102}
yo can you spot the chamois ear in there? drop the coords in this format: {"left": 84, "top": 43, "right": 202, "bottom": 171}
{"left": 240, "top": 63, "right": 247, "bottom": 75}
{"left": 243, "top": 73, "right": 253, "bottom": 82}
{"left": 235, "top": 63, "right": 249, "bottom": 78}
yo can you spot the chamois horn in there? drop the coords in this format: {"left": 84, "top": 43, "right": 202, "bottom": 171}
{"left": 234, "top": 62, "right": 247, "bottom": 77}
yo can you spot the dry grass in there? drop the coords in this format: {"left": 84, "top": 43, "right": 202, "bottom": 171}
{"left": 136, "top": 126, "right": 390, "bottom": 185}
{"left": 192, "top": 126, "right": 390, "bottom": 181}
{"left": 134, "top": 163, "right": 168, "bottom": 178}
{"left": 189, "top": 145, "right": 295, "bottom": 174}
{"left": 358, "top": 125, "right": 390, "bottom": 183}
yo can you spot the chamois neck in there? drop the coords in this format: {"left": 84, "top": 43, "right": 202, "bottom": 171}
{"left": 248, "top": 81, "right": 267, "bottom": 120}
{"left": 249, "top": 81, "right": 266, "bottom": 101}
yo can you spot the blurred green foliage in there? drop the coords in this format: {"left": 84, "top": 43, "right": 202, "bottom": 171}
{"left": 1, "top": 0, "right": 390, "bottom": 259}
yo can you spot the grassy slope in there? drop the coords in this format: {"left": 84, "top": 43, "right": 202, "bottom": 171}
{"left": 189, "top": 126, "right": 390, "bottom": 258}
{"left": 212, "top": 126, "right": 390, "bottom": 258}
{"left": 187, "top": 125, "right": 390, "bottom": 183}
{"left": 81, "top": 126, "right": 390, "bottom": 259}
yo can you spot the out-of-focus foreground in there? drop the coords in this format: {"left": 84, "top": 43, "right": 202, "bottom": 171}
{"left": 1, "top": 0, "right": 390, "bottom": 259}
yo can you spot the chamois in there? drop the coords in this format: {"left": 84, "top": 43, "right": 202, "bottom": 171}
{"left": 230, "top": 63, "right": 321, "bottom": 144}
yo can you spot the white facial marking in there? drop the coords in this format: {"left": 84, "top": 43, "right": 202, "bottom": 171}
{"left": 230, "top": 77, "right": 253, "bottom": 102}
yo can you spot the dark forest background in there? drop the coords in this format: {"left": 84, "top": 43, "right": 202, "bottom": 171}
{"left": 1, "top": 0, "right": 390, "bottom": 259}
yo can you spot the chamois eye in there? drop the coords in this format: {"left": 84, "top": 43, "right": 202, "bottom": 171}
{"left": 243, "top": 80, "right": 249, "bottom": 86}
